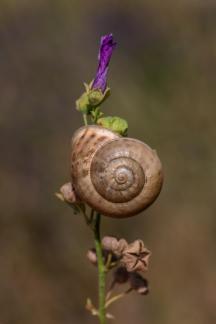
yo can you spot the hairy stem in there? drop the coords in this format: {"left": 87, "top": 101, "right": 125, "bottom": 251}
{"left": 93, "top": 212, "right": 106, "bottom": 324}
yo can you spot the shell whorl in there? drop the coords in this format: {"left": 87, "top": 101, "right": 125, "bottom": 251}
{"left": 71, "top": 125, "right": 163, "bottom": 218}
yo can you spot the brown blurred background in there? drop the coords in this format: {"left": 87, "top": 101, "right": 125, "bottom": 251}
{"left": 0, "top": 0, "right": 215, "bottom": 323}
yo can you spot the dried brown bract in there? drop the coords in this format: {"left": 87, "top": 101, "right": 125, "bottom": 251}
{"left": 114, "top": 239, "right": 128, "bottom": 256}
{"left": 129, "top": 272, "right": 149, "bottom": 295}
{"left": 102, "top": 236, "right": 128, "bottom": 257}
{"left": 101, "top": 236, "right": 119, "bottom": 252}
{"left": 113, "top": 266, "right": 129, "bottom": 284}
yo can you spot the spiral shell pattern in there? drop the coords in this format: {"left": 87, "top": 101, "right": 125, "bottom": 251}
{"left": 71, "top": 125, "right": 163, "bottom": 218}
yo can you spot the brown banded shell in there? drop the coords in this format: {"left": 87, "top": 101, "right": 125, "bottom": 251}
{"left": 71, "top": 125, "right": 163, "bottom": 218}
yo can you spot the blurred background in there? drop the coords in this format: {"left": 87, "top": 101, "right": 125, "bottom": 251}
{"left": 0, "top": 0, "right": 215, "bottom": 323}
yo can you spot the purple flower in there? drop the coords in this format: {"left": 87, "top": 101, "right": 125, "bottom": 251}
{"left": 92, "top": 34, "right": 116, "bottom": 92}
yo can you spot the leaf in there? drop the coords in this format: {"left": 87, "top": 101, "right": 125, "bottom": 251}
{"left": 97, "top": 116, "right": 128, "bottom": 136}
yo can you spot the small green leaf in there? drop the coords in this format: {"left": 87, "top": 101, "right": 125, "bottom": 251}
{"left": 97, "top": 116, "right": 128, "bottom": 136}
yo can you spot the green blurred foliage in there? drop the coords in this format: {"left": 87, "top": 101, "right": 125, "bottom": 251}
{"left": 0, "top": 0, "right": 215, "bottom": 323}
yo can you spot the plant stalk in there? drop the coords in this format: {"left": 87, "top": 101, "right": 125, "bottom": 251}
{"left": 83, "top": 113, "right": 88, "bottom": 126}
{"left": 93, "top": 212, "right": 106, "bottom": 324}
{"left": 82, "top": 114, "right": 106, "bottom": 322}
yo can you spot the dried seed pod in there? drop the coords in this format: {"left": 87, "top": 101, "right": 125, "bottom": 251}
{"left": 115, "top": 239, "right": 128, "bottom": 256}
{"left": 121, "top": 240, "right": 151, "bottom": 272}
{"left": 129, "top": 272, "right": 149, "bottom": 295}
{"left": 113, "top": 267, "right": 129, "bottom": 284}
{"left": 102, "top": 236, "right": 119, "bottom": 252}
{"left": 101, "top": 237, "right": 128, "bottom": 257}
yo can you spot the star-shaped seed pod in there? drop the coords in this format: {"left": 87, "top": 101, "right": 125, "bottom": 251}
{"left": 101, "top": 237, "right": 151, "bottom": 272}
{"left": 121, "top": 240, "right": 151, "bottom": 272}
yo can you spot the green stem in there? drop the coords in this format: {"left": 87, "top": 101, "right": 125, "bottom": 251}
{"left": 93, "top": 213, "right": 106, "bottom": 324}
{"left": 82, "top": 113, "right": 106, "bottom": 322}
{"left": 83, "top": 113, "right": 88, "bottom": 126}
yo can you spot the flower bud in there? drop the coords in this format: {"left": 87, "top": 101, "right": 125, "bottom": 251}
{"left": 88, "top": 89, "right": 104, "bottom": 106}
{"left": 92, "top": 34, "right": 116, "bottom": 92}
{"left": 76, "top": 92, "right": 90, "bottom": 114}
{"left": 86, "top": 249, "right": 97, "bottom": 266}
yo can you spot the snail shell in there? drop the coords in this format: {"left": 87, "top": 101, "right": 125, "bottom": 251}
{"left": 71, "top": 125, "right": 163, "bottom": 218}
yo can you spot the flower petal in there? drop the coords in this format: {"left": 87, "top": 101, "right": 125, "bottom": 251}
{"left": 92, "top": 34, "right": 116, "bottom": 92}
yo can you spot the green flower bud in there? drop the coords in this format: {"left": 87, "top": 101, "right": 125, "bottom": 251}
{"left": 76, "top": 92, "right": 90, "bottom": 114}
{"left": 97, "top": 116, "right": 128, "bottom": 136}
{"left": 75, "top": 83, "right": 111, "bottom": 115}
{"left": 88, "top": 86, "right": 111, "bottom": 107}
{"left": 88, "top": 89, "right": 104, "bottom": 106}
